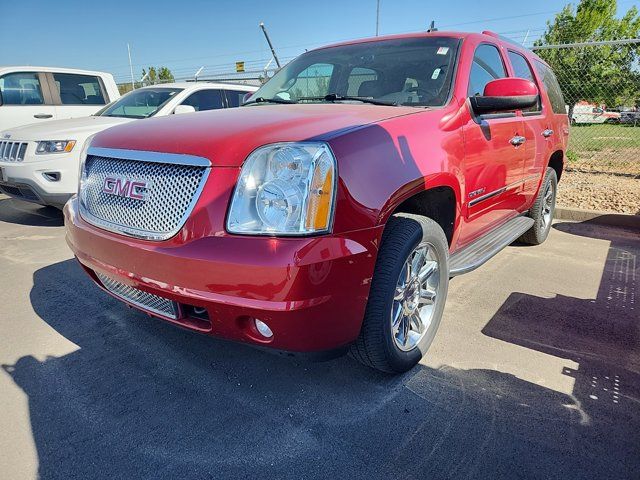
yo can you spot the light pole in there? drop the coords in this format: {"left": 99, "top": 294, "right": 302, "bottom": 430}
{"left": 259, "top": 22, "right": 281, "bottom": 69}
{"left": 127, "top": 43, "right": 135, "bottom": 91}
{"left": 376, "top": 0, "right": 380, "bottom": 36}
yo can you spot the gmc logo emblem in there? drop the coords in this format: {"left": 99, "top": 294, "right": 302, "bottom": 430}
{"left": 102, "top": 177, "right": 149, "bottom": 201}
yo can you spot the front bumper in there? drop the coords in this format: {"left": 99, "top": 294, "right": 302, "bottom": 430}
{"left": 0, "top": 148, "right": 79, "bottom": 208}
{"left": 64, "top": 197, "right": 383, "bottom": 352}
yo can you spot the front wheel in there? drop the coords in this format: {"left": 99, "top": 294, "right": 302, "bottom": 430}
{"left": 350, "top": 214, "right": 449, "bottom": 373}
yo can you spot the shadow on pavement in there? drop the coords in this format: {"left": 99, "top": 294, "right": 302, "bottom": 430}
{"left": 2, "top": 220, "right": 639, "bottom": 479}
{"left": 0, "top": 197, "right": 63, "bottom": 227}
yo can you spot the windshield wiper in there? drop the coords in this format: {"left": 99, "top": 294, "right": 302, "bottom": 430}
{"left": 243, "top": 96, "right": 298, "bottom": 106}
{"left": 298, "top": 93, "right": 397, "bottom": 106}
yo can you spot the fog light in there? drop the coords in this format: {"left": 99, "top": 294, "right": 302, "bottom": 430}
{"left": 254, "top": 319, "right": 273, "bottom": 338}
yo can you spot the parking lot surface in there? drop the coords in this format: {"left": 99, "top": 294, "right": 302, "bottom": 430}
{"left": 0, "top": 195, "right": 638, "bottom": 480}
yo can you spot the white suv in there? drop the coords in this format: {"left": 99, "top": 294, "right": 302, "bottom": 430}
{"left": 0, "top": 82, "right": 257, "bottom": 208}
{"left": 0, "top": 66, "right": 120, "bottom": 131}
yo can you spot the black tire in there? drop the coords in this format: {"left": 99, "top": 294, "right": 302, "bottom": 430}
{"left": 519, "top": 167, "right": 557, "bottom": 245}
{"left": 350, "top": 214, "right": 449, "bottom": 373}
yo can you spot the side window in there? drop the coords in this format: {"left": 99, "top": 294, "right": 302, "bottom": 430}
{"left": 347, "top": 67, "right": 378, "bottom": 96}
{"left": 534, "top": 61, "right": 566, "bottom": 115}
{"left": 507, "top": 51, "right": 541, "bottom": 113}
{"left": 0, "top": 72, "right": 44, "bottom": 105}
{"left": 468, "top": 44, "right": 507, "bottom": 97}
{"left": 181, "top": 89, "right": 224, "bottom": 111}
{"left": 52, "top": 73, "right": 106, "bottom": 105}
{"left": 225, "top": 90, "right": 250, "bottom": 108}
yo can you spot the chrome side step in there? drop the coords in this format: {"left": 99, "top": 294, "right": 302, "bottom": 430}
{"left": 449, "top": 216, "right": 534, "bottom": 277}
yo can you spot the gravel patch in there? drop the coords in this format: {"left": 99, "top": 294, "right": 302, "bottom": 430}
{"left": 557, "top": 170, "right": 640, "bottom": 215}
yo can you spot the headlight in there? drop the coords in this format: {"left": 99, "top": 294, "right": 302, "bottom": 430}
{"left": 227, "top": 142, "right": 337, "bottom": 235}
{"left": 77, "top": 135, "right": 95, "bottom": 195}
{"left": 36, "top": 140, "right": 76, "bottom": 154}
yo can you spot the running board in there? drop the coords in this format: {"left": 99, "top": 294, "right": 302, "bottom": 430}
{"left": 449, "top": 216, "right": 534, "bottom": 277}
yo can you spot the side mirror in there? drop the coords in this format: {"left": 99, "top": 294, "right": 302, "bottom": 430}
{"left": 174, "top": 104, "right": 196, "bottom": 115}
{"left": 469, "top": 78, "right": 539, "bottom": 115}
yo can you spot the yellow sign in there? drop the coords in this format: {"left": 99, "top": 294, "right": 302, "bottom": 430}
{"left": 235, "top": 62, "right": 245, "bottom": 73}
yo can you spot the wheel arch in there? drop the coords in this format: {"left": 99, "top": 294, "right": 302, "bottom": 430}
{"left": 378, "top": 174, "right": 461, "bottom": 247}
{"left": 548, "top": 150, "right": 564, "bottom": 182}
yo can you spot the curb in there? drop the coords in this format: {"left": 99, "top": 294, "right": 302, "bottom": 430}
{"left": 554, "top": 207, "right": 640, "bottom": 229}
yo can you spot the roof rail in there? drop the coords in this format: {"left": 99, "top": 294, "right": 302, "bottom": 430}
{"left": 481, "top": 30, "right": 527, "bottom": 49}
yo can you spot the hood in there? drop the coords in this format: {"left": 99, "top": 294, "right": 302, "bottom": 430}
{"left": 91, "top": 104, "right": 423, "bottom": 166}
{"left": 1, "top": 115, "right": 134, "bottom": 141}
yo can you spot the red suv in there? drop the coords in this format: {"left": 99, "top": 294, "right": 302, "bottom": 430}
{"left": 64, "top": 31, "right": 569, "bottom": 373}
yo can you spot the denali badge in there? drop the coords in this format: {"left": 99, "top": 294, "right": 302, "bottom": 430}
{"left": 102, "top": 176, "right": 149, "bottom": 201}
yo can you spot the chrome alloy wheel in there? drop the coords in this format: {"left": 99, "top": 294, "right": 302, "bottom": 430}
{"left": 540, "top": 180, "right": 555, "bottom": 231}
{"left": 391, "top": 242, "right": 440, "bottom": 352}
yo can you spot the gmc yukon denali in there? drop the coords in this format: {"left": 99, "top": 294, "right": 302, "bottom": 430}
{"left": 64, "top": 31, "right": 569, "bottom": 373}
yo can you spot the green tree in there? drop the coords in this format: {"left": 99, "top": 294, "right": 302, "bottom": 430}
{"left": 157, "top": 66, "right": 175, "bottom": 84}
{"left": 534, "top": 0, "right": 640, "bottom": 117}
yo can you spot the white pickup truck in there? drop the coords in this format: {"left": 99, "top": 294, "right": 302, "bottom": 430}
{"left": 0, "top": 66, "right": 121, "bottom": 131}
{"left": 0, "top": 82, "right": 257, "bottom": 208}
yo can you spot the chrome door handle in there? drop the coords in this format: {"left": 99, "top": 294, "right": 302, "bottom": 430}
{"left": 34, "top": 114, "right": 53, "bottom": 119}
{"left": 509, "top": 135, "right": 526, "bottom": 146}
{"left": 542, "top": 129, "right": 554, "bottom": 137}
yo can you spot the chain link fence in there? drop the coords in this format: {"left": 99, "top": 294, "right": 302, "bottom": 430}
{"left": 533, "top": 39, "right": 640, "bottom": 214}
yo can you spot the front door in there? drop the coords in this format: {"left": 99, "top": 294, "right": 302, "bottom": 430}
{"left": 0, "top": 71, "right": 57, "bottom": 131}
{"left": 458, "top": 43, "right": 525, "bottom": 247}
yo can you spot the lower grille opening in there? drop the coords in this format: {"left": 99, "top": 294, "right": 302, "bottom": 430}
{"left": 96, "top": 273, "right": 178, "bottom": 320}
{"left": 0, "top": 182, "right": 40, "bottom": 201}
{"left": 95, "top": 272, "right": 213, "bottom": 331}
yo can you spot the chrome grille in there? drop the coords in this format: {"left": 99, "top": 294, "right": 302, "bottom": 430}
{"left": 97, "top": 273, "right": 178, "bottom": 319}
{"left": 79, "top": 148, "right": 210, "bottom": 240}
{"left": 0, "top": 141, "right": 28, "bottom": 162}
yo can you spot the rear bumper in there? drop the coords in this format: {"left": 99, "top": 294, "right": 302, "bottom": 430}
{"left": 64, "top": 197, "right": 382, "bottom": 352}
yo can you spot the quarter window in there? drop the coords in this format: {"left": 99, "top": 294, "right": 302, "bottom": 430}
{"left": 181, "top": 89, "right": 224, "bottom": 111}
{"left": 508, "top": 51, "right": 541, "bottom": 113}
{"left": 52, "top": 73, "right": 106, "bottom": 105}
{"left": 0, "top": 72, "right": 44, "bottom": 105}
{"left": 468, "top": 44, "right": 507, "bottom": 97}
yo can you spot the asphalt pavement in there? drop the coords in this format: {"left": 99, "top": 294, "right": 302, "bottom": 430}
{"left": 0, "top": 194, "right": 638, "bottom": 480}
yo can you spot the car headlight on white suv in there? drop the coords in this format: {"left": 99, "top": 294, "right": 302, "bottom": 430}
{"left": 227, "top": 142, "right": 337, "bottom": 235}
{"left": 36, "top": 140, "right": 76, "bottom": 154}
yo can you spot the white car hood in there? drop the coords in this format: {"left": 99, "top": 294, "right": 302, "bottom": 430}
{"left": 1, "top": 115, "right": 135, "bottom": 141}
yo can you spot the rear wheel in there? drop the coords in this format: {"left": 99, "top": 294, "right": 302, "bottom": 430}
{"left": 519, "top": 167, "right": 557, "bottom": 245}
{"left": 350, "top": 214, "right": 449, "bottom": 373}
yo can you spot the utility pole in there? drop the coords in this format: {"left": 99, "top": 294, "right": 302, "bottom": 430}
{"left": 376, "top": 0, "right": 380, "bottom": 36}
{"left": 127, "top": 43, "right": 135, "bottom": 90}
{"left": 259, "top": 22, "right": 281, "bottom": 69}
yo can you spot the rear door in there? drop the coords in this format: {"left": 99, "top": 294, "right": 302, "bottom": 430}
{"left": 179, "top": 88, "right": 225, "bottom": 112}
{"left": 507, "top": 50, "right": 547, "bottom": 206}
{"left": 223, "top": 89, "right": 252, "bottom": 108}
{"left": 459, "top": 43, "right": 526, "bottom": 245}
{"left": 0, "top": 71, "right": 57, "bottom": 131}
{"left": 47, "top": 72, "right": 109, "bottom": 120}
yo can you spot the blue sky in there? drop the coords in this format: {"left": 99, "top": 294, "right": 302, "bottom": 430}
{"left": 1, "top": 0, "right": 638, "bottom": 83}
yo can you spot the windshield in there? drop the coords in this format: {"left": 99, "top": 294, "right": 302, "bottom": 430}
{"left": 250, "top": 37, "right": 460, "bottom": 107}
{"left": 98, "top": 88, "right": 182, "bottom": 118}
